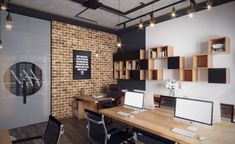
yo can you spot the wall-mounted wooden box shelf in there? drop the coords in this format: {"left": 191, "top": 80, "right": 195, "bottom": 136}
{"left": 147, "top": 45, "right": 173, "bottom": 59}
{"left": 208, "top": 37, "right": 230, "bottom": 54}
{"left": 168, "top": 56, "right": 185, "bottom": 69}
{"left": 180, "top": 69, "right": 198, "bottom": 82}
{"left": 208, "top": 68, "right": 229, "bottom": 84}
{"left": 193, "top": 54, "right": 212, "bottom": 69}
{"left": 147, "top": 69, "right": 163, "bottom": 80}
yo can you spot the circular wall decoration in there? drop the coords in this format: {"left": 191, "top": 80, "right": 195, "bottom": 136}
{"left": 4, "top": 62, "right": 43, "bottom": 97}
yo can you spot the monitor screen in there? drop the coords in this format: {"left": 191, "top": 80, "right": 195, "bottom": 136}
{"left": 133, "top": 89, "right": 155, "bottom": 109}
{"left": 124, "top": 91, "right": 144, "bottom": 109}
{"left": 174, "top": 98, "right": 213, "bottom": 125}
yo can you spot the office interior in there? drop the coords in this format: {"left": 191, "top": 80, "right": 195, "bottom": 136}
{"left": 0, "top": 0, "right": 235, "bottom": 144}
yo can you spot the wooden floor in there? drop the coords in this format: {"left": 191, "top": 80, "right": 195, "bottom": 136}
{"left": 10, "top": 118, "right": 89, "bottom": 144}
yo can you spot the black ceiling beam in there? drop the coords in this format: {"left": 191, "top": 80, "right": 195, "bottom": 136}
{"left": 7, "top": 3, "right": 116, "bottom": 34}
{"left": 116, "top": 0, "right": 188, "bottom": 26}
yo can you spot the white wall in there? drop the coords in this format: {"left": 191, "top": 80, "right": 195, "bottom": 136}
{"left": 146, "top": 2, "right": 235, "bottom": 123}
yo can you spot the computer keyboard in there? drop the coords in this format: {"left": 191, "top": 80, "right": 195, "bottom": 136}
{"left": 116, "top": 111, "right": 131, "bottom": 117}
{"left": 171, "top": 128, "right": 196, "bottom": 138}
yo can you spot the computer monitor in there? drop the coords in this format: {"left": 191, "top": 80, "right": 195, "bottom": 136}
{"left": 174, "top": 97, "right": 213, "bottom": 126}
{"left": 124, "top": 91, "right": 144, "bottom": 109}
{"left": 133, "top": 89, "right": 155, "bottom": 109}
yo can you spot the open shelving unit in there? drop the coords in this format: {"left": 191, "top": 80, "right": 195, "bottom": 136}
{"left": 113, "top": 36, "right": 230, "bottom": 83}
{"left": 208, "top": 37, "right": 230, "bottom": 55}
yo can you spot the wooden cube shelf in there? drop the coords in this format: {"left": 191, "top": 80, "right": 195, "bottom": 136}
{"left": 147, "top": 70, "right": 163, "bottom": 80}
{"left": 193, "top": 54, "right": 212, "bottom": 69}
{"left": 147, "top": 45, "right": 173, "bottom": 59}
{"left": 208, "top": 37, "right": 230, "bottom": 54}
{"left": 168, "top": 56, "right": 185, "bottom": 69}
{"left": 180, "top": 69, "right": 198, "bottom": 82}
{"left": 208, "top": 68, "right": 229, "bottom": 84}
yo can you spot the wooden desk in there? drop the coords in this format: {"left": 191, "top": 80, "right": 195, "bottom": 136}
{"left": 99, "top": 106, "right": 235, "bottom": 144}
{"left": 0, "top": 130, "right": 11, "bottom": 144}
{"left": 75, "top": 95, "right": 113, "bottom": 119}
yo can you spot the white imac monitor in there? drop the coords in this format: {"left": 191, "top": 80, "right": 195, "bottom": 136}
{"left": 175, "top": 98, "right": 213, "bottom": 126}
{"left": 133, "top": 89, "right": 155, "bottom": 109}
{"left": 124, "top": 91, "right": 144, "bottom": 109}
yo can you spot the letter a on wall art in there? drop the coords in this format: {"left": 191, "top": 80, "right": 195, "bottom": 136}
{"left": 73, "top": 50, "right": 91, "bottom": 79}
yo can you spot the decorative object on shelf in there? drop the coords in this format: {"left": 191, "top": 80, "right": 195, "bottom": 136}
{"left": 165, "top": 79, "right": 181, "bottom": 96}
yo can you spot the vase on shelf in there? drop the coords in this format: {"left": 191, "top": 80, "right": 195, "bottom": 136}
{"left": 169, "top": 89, "right": 175, "bottom": 97}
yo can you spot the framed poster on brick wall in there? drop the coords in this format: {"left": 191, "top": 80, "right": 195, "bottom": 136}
{"left": 73, "top": 50, "right": 91, "bottom": 79}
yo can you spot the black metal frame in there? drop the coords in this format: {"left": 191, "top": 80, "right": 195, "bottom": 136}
{"left": 221, "top": 103, "right": 234, "bottom": 123}
{"left": 174, "top": 97, "right": 214, "bottom": 126}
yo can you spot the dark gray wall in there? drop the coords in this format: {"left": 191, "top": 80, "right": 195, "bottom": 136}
{"left": 117, "top": 29, "right": 146, "bottom": 90}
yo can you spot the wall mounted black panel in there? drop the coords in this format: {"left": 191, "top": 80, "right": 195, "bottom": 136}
{"left": 117, "top": 29, "right": 146, "bottom": 90}
{"left": 113, "top": 50, "right": 144, "bottom": 61}
{"left": 168, "top": 56, "right": 180, "bottom": 69}
{"left": 208, "top": 68, "right": 227, "bottom": 83}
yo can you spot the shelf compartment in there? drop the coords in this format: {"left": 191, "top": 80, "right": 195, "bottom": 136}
{"left": 130, "top": 70, "right": 145, "bottom": 80}
{"left": 168, "top": 56, "right": 185, "bottom": 69}
{"left": 208, "top": 68, "right": 229, "bottom": 84}
{"left": 193, "top": 54, "right": 212, "bottom": 69}
{"left": 147, "top": 45, "right": 173, "bottom": 59}
{"left": 180, "top": 69, "right": 198, "bottom": 82}
{"left": 147, "top": 70, "right": 163, "bottom": 80}
{"left": 208, "top": 37, "right": 230, "bottom": 54}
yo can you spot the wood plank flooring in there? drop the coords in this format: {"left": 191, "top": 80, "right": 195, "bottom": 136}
{"left": 10, "top": 118, "right": 89, "bottom": 144}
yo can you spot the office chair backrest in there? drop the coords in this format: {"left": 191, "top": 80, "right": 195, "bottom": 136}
{"left": 44, "top": 115, "right": 64, "bottom": 144}
{"left": 84, "top": 109, "right": 108, "bottom": 144}
{"left": 108, "top": 84, "right": 121, "bottom": 105}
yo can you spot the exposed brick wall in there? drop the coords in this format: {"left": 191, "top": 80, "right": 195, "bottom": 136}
{"left": 51, "top": 21, "right": 117, "bottom": 119}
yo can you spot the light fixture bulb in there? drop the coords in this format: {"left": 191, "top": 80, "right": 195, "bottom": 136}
{"left": 207, "top": 0, "right": 212, "bottom": 10}
{"left": 138, "top": 19, "right": 144, "bottom": 29}
{"left": 171, "top": 6, "right": 176, "bottom": 18}
{"left": 188, "top": 3, "right": 195, "bottom": 18}
{"left": 117, "top": 37, "right": 122, "bottom": 48}
{"left": 6, "top": 12, "right": 13, "bottom": 30}
{"left": 0, "top": 0, "right": 7, "bottom": 11}
{"left": 149, "top": 13, "right": 155, "bottom": 27}
{"left": 0, "top": 40, "right": 3, "bottom": 49}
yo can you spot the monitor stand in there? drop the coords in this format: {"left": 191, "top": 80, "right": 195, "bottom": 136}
{"left": 123, "top": 105, "right": 146, "bottom": 114}
{"left": 173, "top": 117, "right": 213, "bottom": 129}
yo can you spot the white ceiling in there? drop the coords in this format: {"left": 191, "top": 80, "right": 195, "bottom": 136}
{"left": 11, "top": 0, "right": 206, "bottom": 30}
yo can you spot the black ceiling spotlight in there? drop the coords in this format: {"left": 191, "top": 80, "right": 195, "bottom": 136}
{"left": 82, "top": 0, "right": 103, "bottom": 10}
{"left": 190, "top": 0, "right": 197, "bottom": 6}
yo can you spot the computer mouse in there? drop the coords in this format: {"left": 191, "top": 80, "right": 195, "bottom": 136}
{"left": 198, "top": 136, "right": 206, "bottom": 141}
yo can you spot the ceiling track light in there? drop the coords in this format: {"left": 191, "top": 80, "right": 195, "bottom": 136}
{"left": 207, "top": 0, "right": 213, "bottom": 10}
{"left": 117, "top": 37, "right": 122, "bottom": 48}
{"left": 6, "top": 12, "right": 13, "bottom": 30}
{"left": 0, "top": 0, "right": 7, "bottom": 11}
{"left": 188, "top": 3, "right": 195, "bottom": 18}
{"left": 149, "top": 13, "right": 155, "bottom": 27}
{"left": 171, "top": 6, "right": 176, "bottom": 18}
{"left": 138, "top": 18, "right": 144, "bottom": 30}
{"left": 0, "top": 40, "right": 3, "bottom": 49}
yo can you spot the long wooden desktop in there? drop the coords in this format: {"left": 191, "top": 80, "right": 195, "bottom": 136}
{"left": 99, "top": 106, "right": 235, "bottom": 144}
{"left": 0, "top": 129, "right": 11, "bottom": 144}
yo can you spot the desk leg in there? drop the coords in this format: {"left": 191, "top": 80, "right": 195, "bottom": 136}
{"left": 77, "top": 101, "right": 85, "bottom": 120}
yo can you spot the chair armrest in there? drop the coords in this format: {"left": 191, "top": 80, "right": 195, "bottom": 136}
{"left": 12, "top": 136, "right": 43, "bottom": 143}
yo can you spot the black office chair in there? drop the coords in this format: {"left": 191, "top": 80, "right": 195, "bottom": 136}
{"left": 133, "top": 128, "right": 175, "bottom": 144}
{"left": 84, "top": 109, "right": 130, "bottom": 144}
{"left": 12, "top": 115, "right": 64, "bottom": 144}
{"left": 102, "top": 84, "right": 121, "bottom": 108}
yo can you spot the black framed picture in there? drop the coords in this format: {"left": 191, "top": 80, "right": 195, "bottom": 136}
{"left": 73, "top": 50, "right": 91, "bottom": 79}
